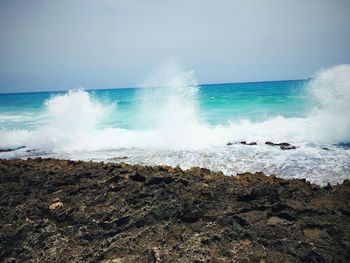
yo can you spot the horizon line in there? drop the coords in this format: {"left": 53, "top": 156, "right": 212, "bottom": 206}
{"left": 0, "top": 78, "right": 308, "bottom": 95}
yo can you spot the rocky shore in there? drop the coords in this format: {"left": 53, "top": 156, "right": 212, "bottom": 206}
{"left": 0, "top": 158, "right": 349, "bottom": 262}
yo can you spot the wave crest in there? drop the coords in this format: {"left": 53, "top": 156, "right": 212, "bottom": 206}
{"left": 1, "top": 64, "right": 350, "bottom": 152}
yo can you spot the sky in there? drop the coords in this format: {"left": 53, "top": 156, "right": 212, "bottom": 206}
{"left": 0, "top": 0, "right": 349, "bottom": 93}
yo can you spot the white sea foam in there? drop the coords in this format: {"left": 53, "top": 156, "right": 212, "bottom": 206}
{"left": 0, "top": 113, "right": 31, "bottom": 121}
{"left": 223, "top": 64, "right": 350, "bottom": 144}
{"left": 0, "top": 89, "right": 115, "bottom": 150}
{"left": 0, "top": 64, "right": 350, "bottom": 184}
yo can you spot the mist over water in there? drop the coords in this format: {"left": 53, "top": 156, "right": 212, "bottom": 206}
{"left": 1, "top": 64, "right": 350, "bottom": 185}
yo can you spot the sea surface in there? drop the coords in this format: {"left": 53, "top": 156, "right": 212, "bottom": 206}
{"left": 1, "top": 64, "right": 350, "bottom": 185}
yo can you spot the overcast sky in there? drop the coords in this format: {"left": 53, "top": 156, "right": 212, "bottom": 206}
{"left": 0, "top": 0, "right": 349, "bottom": 93}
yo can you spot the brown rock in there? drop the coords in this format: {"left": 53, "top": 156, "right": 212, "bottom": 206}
{"left": 0, "top": 158, "right": 348, "bottom": 262}
{"left": 49, "top": 199, "right": 64, "bottom": 210}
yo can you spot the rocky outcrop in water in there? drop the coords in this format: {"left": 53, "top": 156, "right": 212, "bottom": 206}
{"left": 227, "top": 141, "right": 258, "bottom": 146}
{"left": 226, "top": 141, "right": 297, "bottom": 149}
{"left": 0, "top": 158, "right": 349, "bottom": 262}
{"left": 0, "top": 146, "right": 25, "bottom": 153}
{"left": 265, "top": 141, "right": 297, "bottom": 150}
{"left": 240, "top": 141, "right": 257, "bottom": 145}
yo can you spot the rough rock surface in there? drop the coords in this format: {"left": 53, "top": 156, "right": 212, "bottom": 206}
{"left": 265, "top": 142, "right": 296, "bottom": 150}
{"left": 0, "top": 158, "right": 349, "bottom": 263}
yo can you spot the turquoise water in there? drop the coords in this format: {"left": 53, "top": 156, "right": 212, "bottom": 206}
{"left": 0, "top": 65, "right": 349, "bottom": 185}
{"left": 0, "top": 80, "right": 308, "bottom": 130}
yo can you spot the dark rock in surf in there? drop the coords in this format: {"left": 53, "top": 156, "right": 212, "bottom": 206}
{"left": 277, "top": 142, "right": 292, "bottom": 147}
{"left": 265, "top": 142, "right": 291, "bottom": 147}
{"left": 265, "top": 142, "right": 296, "bottom": 150}
{"left": 246, "top": 142, "right": 257, "bottom": 145}
{"left": 0, "top": 146, "right": 25, "bottom": 153}
{"left": 280, "top": 145, "right": 296, "bottom": 150}
{"left": 240, "top": 141, "right": 257, "bottom": 145}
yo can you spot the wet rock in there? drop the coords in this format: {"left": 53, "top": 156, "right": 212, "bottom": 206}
{"left": 277, "top": 142, "right": 292, "bottom": 147}
{"left": 265, "top": 141, "right": 291, "bottom": 147}
{"left": 240, "top": 141, "right": 257, "bottom": 145}
{"left": 280, "top": 145, "right": 296, "bottom": 150}
{"left": 265, "top": 141, "right": 296, "bottom": 150}
{"left": 0, "top": 146, "right": 25, "bottom": 153}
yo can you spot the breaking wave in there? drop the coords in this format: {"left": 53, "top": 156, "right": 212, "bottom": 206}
{"left": 2, "top": 64, "right": 350, "bottom": 151}
{"left": 1, "top": 63, "right": 350, "bottom": 184}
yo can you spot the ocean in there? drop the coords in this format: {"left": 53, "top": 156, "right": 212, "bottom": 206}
{"left": 1, "top": 64, "right": 349, "bottom": 185}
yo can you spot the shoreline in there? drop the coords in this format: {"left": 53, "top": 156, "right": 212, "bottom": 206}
{"left": 1, "top": 142, "right": 349, "bottom": 186}
{"left": 0, "top": 158, "right": 349, "bottom": 262}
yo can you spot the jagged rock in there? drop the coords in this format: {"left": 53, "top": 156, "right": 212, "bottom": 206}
{"left": 240, "top": 141, "right": 257, "bottom": 145}
{"left": 265, "top": 141, "right": 291, "bottom": 146}
{"left": 227, "top": 141, "right": 257, "bottom": 146}
{"left": 280, "top": 145, "right": 296, "bottom": 150}
{"left": 265, "top": 141, "right": 296, "bottom": 150}
{"left": 0, "top": 158, "right": 349, "bottom": 262}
